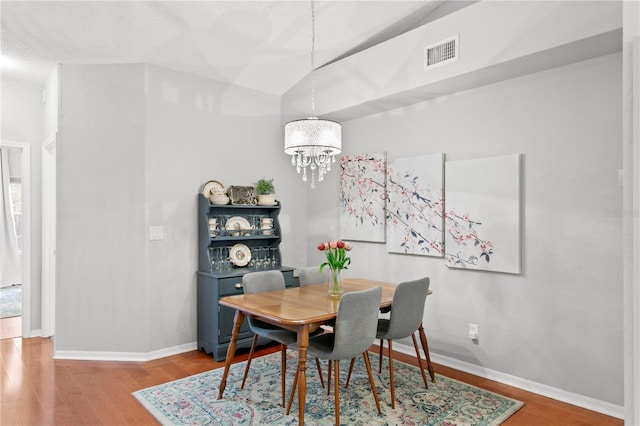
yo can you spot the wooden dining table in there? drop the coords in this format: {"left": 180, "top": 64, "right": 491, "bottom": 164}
{"left": 216, "top": 277, "right": 434, "bottom": 425}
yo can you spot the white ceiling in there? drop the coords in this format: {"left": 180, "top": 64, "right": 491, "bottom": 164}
{"left": 0, "top": 0, "right": 457, "bottom": 95}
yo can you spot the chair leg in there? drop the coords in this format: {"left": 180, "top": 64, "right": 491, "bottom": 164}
{"left": 333, "top": 360, "right": 340, "bottom": 426}
{"left": 362, "top": 351, "right": 382, "bottom": 415}
{"left": 327, "top": 360, "right": 332, "bottom": 395}
{"left": 387, "top": 339, "right": 395, "bottom": 409}
{"left": 280, "top": 344, "right": 287, "bottom": 407}
{"left": 345, "top": 357, "right": 356, "bottom": 387}
{"left": 286, "top": 367, "right": 299, "bottom": 415}
{"left": 378, "top": 338, "right": 384, "bottom": 373}
{"left": 241, "top": 334, "right": 259, "bottom": 389}
{"left": 418, "top": 323, "right": 436, "bottom": 382}
{"left": 315, "top": 357, "right": 325, "bottom": 389}
{"left": 412, "top": 332, "right": 429, "bottom": 389}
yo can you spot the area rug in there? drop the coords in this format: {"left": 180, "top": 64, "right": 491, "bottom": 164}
{"left": 133, "top": 351, "right": 523, "bottom": 425}
{"left": 0, "top": 285, "right": 22, "bottom": 319}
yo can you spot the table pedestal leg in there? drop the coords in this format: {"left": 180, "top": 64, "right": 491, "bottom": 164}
{"left": 418, "top": 322, "right": 436, "bottom": 382}
{"left": 217, "top": 310, "right": 245, "bottom": 399}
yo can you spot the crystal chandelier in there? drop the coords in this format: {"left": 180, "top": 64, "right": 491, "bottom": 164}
{"left": 284, "top": 0, "right": 342, "bottom": 189}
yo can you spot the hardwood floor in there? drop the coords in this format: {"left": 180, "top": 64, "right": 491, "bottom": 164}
{"left": 0, "top": 337, "right": 622, "bottom": 425}
{"left": 0, "top": 317, "right": 22, "bottom": 340}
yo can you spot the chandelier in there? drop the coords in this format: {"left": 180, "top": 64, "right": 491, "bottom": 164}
{"left": 284, "top": 0, "right": 342, "bottom": 189}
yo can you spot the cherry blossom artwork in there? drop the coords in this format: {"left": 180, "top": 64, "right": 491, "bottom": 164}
{"left": 386, "top": 153, "right": 444, "bottom": 256}
{"left": 445, "top": 154, "right": 521, "bottom": 274}
{"left": 339, "top": 152, "right": 386, "bottom": 242}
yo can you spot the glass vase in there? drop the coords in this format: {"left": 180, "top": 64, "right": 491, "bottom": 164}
{"left": 328, "top": 268, "right": 344, "bottom": 298}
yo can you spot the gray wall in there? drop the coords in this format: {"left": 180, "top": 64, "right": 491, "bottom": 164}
{"left": 306, "top": 53, "right": 623, "bottom": 405}
{"left": 57, "top": 64, "right": 148, "bottom": 351}
{"left": 56, "top": 63, "right": 309, "bottom": 353}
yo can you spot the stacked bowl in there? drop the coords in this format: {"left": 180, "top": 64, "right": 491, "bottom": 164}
{"left": 209, "top": 192, "right": 230, "bottom": 205}
{"left": 261, "top": 217, "right": 274, "bottom": 235}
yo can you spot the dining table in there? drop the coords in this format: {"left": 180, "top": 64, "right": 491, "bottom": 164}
{"left": 216, "top": 277, "right": 434, "bottom": 425}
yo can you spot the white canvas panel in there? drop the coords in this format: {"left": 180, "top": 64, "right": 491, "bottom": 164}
{"left": 386, "top": 153, "right": 444, "bottom": 256}
{"left": 339, "top": 152, "right": 386, "bottom": 242}
{"left": 444, "top": 154, "right": 521, "bottom": 274}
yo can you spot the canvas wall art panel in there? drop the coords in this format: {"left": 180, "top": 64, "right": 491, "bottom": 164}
{"left": 386, "top": 153, "right": 444, "bottom": 256}
{"left": 444, "top": 154, "right": 521, "bottom": 274}
{"left": 340, "top": 152, "right": 386, "bottom": 242}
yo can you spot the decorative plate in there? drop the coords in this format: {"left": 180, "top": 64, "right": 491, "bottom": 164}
{"left": 201, "top": 180, "right": 225, "bottom": 197}
{"left": 229, "top": 243, "right": 251, "bottom": 267}
{"left": 225, "top": 216, "right": 251, "bottom": 232}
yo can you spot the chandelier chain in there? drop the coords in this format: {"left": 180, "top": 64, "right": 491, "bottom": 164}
{"left": 310, "top": 0, "right": 315, "bottom": 116}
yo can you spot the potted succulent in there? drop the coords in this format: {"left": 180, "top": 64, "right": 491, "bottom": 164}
{"left": 254, "top": 178, "right": 276, "bottom": 205}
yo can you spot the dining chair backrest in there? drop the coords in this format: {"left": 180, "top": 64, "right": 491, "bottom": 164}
{"left": 331, "top": 286, "right": 382, "bottom": 359}
{"left": 298, "top": 266, "right": 331, "bottom": 286}
{"left": 242, "top": 270, "right": 286, "bottom": 294}
{"left": 384, "top": 277, "right": 430, "bottom": 340}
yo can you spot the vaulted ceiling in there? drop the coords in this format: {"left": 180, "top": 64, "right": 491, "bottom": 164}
{"left": 1, "top": 1, "right": 465, "bottom": 95}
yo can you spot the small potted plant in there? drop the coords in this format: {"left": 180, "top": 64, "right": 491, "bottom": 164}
{"left": 254, "top": 178, "right": 276, "bottom": 205}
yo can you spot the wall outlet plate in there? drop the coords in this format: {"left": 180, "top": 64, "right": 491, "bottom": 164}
{"left": 149, "top": 226, "right": 164, "bottom": 241}
{"left": 468, "top": 323, "right": 479, "bottom": 340}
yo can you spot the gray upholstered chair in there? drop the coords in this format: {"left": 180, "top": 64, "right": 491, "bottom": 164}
{"left": 287, "top": 286, "right": 383, "bottom": 425}
{"left": 241, "top": 270, "right": 323, "bottom": 406}
{"left": 298, "top": 266, "right": 331, "bottom": 286}
{"left": 298, "top": 266, "right": 335, "bottom": 332}
{"left": 362, "top": 277, "right": 431, "bottom": 409}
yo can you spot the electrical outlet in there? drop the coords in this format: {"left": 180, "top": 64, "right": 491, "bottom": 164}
{"left": 468, "top": 323, "right": 479, "bottom": 340}
{"left": 149, "top": 226, "right": 164, "bottom": 241}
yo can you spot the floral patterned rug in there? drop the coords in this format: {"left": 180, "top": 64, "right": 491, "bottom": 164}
{"left": 133, "top": 351, "right": 523, "bottom": 425}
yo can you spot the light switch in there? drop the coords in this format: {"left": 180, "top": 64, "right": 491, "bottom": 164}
{"left": 149, "top": 226, "right": 164, "bottom": 241}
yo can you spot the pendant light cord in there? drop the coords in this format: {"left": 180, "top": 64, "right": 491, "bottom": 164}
{"left": 310, "top": 0, "right": 316, "bottom": 117}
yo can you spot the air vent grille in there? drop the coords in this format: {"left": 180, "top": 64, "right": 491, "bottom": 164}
{"left": 424, "top": 35, "right": 459, "bottom": 70}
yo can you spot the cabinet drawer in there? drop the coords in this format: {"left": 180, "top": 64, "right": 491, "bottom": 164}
{"left": 218, "top": 277, "right": 245, "bottom": 297}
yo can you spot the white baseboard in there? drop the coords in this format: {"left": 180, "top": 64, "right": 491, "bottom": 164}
{"left": 28, "top": 329, "right": 43, "bottom": 338}
{"left": 391, "top": 342, "right": 624, "bottom": 420}
{"left": 53, "top": 341, "right": 198, "bottom": 362}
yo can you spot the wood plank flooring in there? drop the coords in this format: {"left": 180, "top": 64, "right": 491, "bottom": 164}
{"left": 0, "top": 337, "right": 623, "bottom": 425}
{"left": 0, "top": 317, "right": 22, "bottom": 340}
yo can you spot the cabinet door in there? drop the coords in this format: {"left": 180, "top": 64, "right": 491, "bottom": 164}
{"left": 218, "top": 277, "right": 252, "bottom": 343}
{"left": 219, "top": 305, "right": 253, "bottom": 343}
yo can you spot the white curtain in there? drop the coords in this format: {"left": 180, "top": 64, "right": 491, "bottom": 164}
{"left": 0, "top": 147, "right": 21, "bottom": 287}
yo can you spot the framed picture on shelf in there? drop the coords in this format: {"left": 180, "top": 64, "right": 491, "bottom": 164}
{"left": 227, "top": 186, "right": 257, "bottom": 205}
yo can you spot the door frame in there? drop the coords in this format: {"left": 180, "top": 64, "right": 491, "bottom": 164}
{"left": 42, "top": 135, "right": 56, "bottom": 337}
{"left": 0, "top": 140, "right": 31, "bottom": 337}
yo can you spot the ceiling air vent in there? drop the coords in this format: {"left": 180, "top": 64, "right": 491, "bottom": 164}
{"left": 424, "top": 34, "right": 459, "bottom": 70}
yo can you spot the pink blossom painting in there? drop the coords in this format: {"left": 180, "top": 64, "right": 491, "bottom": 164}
{"left": 386, "top": 153, "right": 444, "bottom": 256}
{"left": 445, "top": 154, "right": 521, "bottom": 274}
{"left": 339, "top": 152, "right": 386, "bottom": 242}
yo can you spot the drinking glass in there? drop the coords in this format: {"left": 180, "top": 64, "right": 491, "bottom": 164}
{"left": 260, "top": 247, "right": 269, "bottom": 268}
{"left": 248, "top": 215, "right": 260, "bottom": 231}
{"left": 211, "top": 247, "right": 218, "bottom": 271}
{"left": 250, "top": 246, "right": 259, "bottom": 269}
{"left": 217, "top": 215, "right": 230, "bottom": 231}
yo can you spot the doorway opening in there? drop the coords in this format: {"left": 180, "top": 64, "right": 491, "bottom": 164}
{"left": 0, "top": 141, "right": 31, "bottom": 339}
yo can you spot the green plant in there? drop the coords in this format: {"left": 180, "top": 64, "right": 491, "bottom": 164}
{"left": 254, "top": 178, "right": 275, "bottom": 195}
